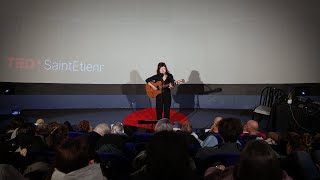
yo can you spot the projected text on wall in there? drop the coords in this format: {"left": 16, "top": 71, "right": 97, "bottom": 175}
{"left": 5, "top": 56, "right": 105, "bottom": 72}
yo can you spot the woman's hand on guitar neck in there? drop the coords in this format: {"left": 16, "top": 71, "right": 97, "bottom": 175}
{"left": 168, "top": 83, "right": 174, "bottom": 89}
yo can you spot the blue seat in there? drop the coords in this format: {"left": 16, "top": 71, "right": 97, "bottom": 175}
{"left": 67, "top": 132, "right": 84, "bottom": 138}
{"left": 132, "top": 133, "right": 154, "bottom": 143}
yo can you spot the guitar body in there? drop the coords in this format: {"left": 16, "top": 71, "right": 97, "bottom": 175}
{"left": 146, "top": 81, "right": 163, "bottom": 98}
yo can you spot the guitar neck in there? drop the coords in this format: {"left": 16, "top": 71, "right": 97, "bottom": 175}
{"left": 159, "top": 81, "right": 179, "bottom": 89}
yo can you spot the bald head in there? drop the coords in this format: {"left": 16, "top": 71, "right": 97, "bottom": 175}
{"left": 246, "top": 120, "right": 259, "bottom": 133}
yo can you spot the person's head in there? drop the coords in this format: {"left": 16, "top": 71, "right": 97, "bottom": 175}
{"left": 35, "top": 119, "right": 45, "bottom": 126}
{"left": 63, "top": 121, "right": 74, "bottom": 132}
{"left": 55, "top": 137, "right": 90, "bottom": 174}
{"left": 210, "top": 117, "right": 223, "bottom": 133}
{"left": 17, "top": 123, "right": 36, "bottom": 136}
{"left": 268, "top": 132, "right": 280, "bottom": 142}
{"left": 286, "top": 132, "right": 310, "bottom": 154}
{"left": 154, "top": 118, "right": 173, "bottom": 133}
{"left": 93, "top": 123, "right": 110, "bottom": 136}
{"left": 218, "top": 118, "right": 243, "bottom": 143}
{"left": 181, "top": 122, "right": 193, "bottom": 134}
{"left": 234, "top": 140, "right": 283, "bottom": 180}
{"left": 157, "top": 62, "right": 169, "bottom": 75}
{"left": 245, "top": 120, "right": 259, "bottom": 134}
{"left": 147, "top": 131, "right": 192, "bottom": 178}
{"left": 78, "top": 120, "right": 90, "bottom": 132}
{"left": 10, "top": 116, "right": 25, "bottom": 130}
{"left": 111, "top": 122, "right": 124, "bottom": 134}
{"left": 46, "top": 122, "right": 68, "bottom": 149}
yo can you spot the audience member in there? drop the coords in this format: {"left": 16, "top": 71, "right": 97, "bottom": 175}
{"left": 241, "top": 120, "right": 266, "bottom": 139}
{"left": 51, "top": 137, "right": 107, "bottom": 180}
{"left": 46, "top": 122, "right": 68, "bottom": 149}
{"left": 154, "top": 118, "right": 173, "bottom": 133}
{"left": 209, "top": 117, "right": 223, "bottom": 134}
{"left": 205, "top": 140, "right": 292, "bottom": 180}
{"left": 111, "top": 122, "right": 124, "bottom": 134}
{"left": 196, "top": 118, "right": 243, "bottom": 161}
{"left": 132, "top": 131, "right": 200, "bottom": 180}
{"left": 78, "top": 120, "right": 91, "bottom": 133}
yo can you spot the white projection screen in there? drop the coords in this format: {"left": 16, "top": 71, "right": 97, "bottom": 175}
{"left": 0, "top": 0, "right": 319, "bottom": 84}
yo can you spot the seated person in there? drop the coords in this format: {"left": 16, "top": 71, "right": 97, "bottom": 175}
{"left": 196, "top": 118, "right": 243, "bottom": 161}
{"left": 78, "top": 120, "right": 91, "bottom": 133}
{"left": 95, "top": 122, "right": 128, "bottom": 155}
{"left": 205, "top": 140, "right": 292, "bottom": 180}
{"left": 131, "top": 131, "right": 201, "bottom": 180}
{"left": 87, "top": 123, "right": 110, "bottom": 158}
{"left": 241, "top": 120, "right": 266, "bottom": 139}
{"left": 202, "top": 117, "right": 223, "bottom": 148}
{"left": 209, "top": 117, "right": 223, "bottom": 134}
{"left": 281, "top": 132, "right": 319, "bottom": 180}
{"left": 177, "top": 122, "right": 202, "bottom": 145}
{"left": 50, "top": 137, "right": 106, "bottom": 180}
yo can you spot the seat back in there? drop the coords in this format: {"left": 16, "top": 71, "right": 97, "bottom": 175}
{"left": 259, "top": 87, "right": 285, "bottom": 107}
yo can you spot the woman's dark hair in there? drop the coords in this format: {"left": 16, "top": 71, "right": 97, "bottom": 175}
{"left": 64, "top": 121, "right": 74, "bottom": 132}
{"left": 17, "top": 122, "right": 36, "bottom": 135}
{"left": 78, "top": 120, "right": 90, "bottom": 133}
{"left": 156, "top": 62, "right": 170, "bottom": 75}
{"left": 234, "top": 140, "right": 283, "bottom": 180}
{"left": 10, "top": 116, "right": 25, "bottom": 130}
{"left": 287, "top": 132, "right": 311, "bottom": 153}
{"left": 46, "top": 122, "right": 68, "bottom": 149}
{"left": 218, "top": 118, "right": 243, "bottom": 143}
{"left": 55, "top": 137, "right": 89, "bottom": 173}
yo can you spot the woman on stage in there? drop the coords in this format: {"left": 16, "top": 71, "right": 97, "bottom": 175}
{"left": 146, "top": 62, "right": 175, "bottom": 120}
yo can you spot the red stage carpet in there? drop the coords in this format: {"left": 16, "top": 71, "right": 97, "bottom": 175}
{"left": 123, "top": 108, "right": 189, "bottom": 130}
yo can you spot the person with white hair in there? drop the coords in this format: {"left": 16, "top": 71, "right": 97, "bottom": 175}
{"left": 94, "top": 123, "right": 111, "bottom": 136}
{"left": 111, "top": 122, "right": 124, "bottom": 134}
{"left": 154, "top": 118, "right": 173, "bottom": 133}
{"left": 96, "top": 122, "right": 128, "bottom": 155}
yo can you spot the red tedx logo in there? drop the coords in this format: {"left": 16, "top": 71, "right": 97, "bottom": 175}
{"left": 6, "top": 56, "right": 41, "bottom": 70}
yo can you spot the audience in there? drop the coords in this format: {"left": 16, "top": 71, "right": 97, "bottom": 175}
{"left": 281, "top": 132, "right": 320, "bottom": 180}
{"left": 78, "top": 120, "right": 91, "bottom": 133}
{"left": 87, "top": 123, "right": 110, "bottom": 158}
{"left": 96, "top": 122, "right": 128, "bottom": 155}
{"left": 154, "top": 118, "right": 173, "bottom": 132}
{"left": 179, "top": 121, "right": 202, "bottom": 145}
{"left": 241, "top": 120, "right": 266, "bottom": 139}
{"left": 63, "top": 121, "right": 74, "bottom": 132}
{"left": 46, "top": 122, "right": 68, "bottom": 149}
{"left": 111, "top": 122, "right": 124, "bottom": 134}
{"left": 196, "top": 118, "right": 243, "bottom": 161}
{"left": 204, "top": 140, "right": 292, "bottom": 180}
{"left": 132, "top": 131, "right": 200, "bottom": 180}
{"left": 51, "top": 137, "right": 107, "bottom": 180}
{"left": 35, "top": 119, "right": 45, "bottom": 126}
{"left": 0, "top": 164, "right": 25, "bottom": 180}
{"left": 8, "top": 116, "right": 25, "bottom": 140}
{"left": 209, "top": 117, "right": 223, "bottom": 134}
{"left": 1, "top": 114, "right": 319, "bottom": 180}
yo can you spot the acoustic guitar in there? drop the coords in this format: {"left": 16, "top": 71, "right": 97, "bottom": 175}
{"left": 146, "top": 79, "right": 185, "bottom": 98}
